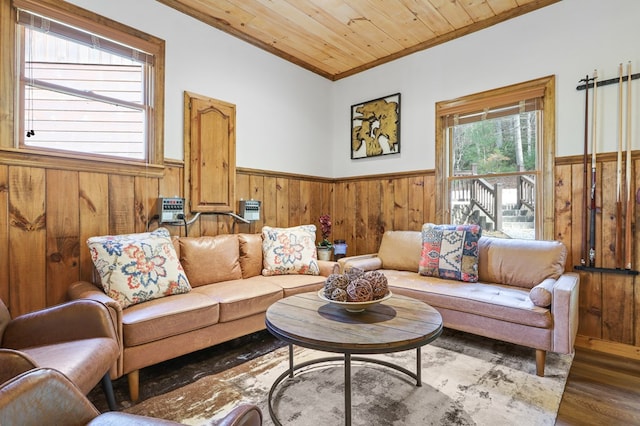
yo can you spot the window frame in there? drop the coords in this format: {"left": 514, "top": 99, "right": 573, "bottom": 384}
{"left": 0, "top": 0, "right": 165, "bottom": 177}
{"left": 435, "top": 76, "right": 556, "bottom": 240}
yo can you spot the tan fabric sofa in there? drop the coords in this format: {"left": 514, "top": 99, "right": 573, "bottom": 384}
{"left": 68, "top": 233, "right": 338, "bottom": 402}
{"left": 338, "top": 230, "right": 580, "bottom": 376}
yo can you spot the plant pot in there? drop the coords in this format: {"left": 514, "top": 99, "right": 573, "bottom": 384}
{"left": 317, "top": 246, "right": 332, "bottom": 261}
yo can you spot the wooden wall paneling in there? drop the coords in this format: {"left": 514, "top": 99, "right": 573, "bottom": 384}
{"left": 354, "top": 180, "right": 368, "bottom": 255}
{"left": 321, "top": 180, "right": 333, "bottom": 222}
{"left": 0, "top": 166, "right": 8, "bottom": 304}
{"left": 108, "top": 175, "right": 135, "bottom": 235}
{"left": 570, "top": 163, "right": 585, "bottom": 268}
{"left": 333, "top": 181, "right": 355, "bottom": 258}
{"left": 262, "top": 176, "right": 277, "bottom": 227}
{"left": 8, "top": 166, "right": 46, "bottom": 316}
{"left": 298, "top": 180, "right": 312, "bottom": 227}
{"left": 424, "top": 174, "right": 436, "bottom": 224}
{"left": 275, "top": 177, "right": 289, "bottom": 228}
{"left": 381, "top": 178, "right": 395, "bottom": 235}
{"left": 235, "top": 172, "right": 252, "bottom": 234}
{"left": 553, "top": 164, "right": 573, "bottom": 264}
{"left": 134, "top": 176, "right": 159, "bottom": 233}
{"left": 393, "top": 177, "right": 408, "bottom": 230}
{"left": 408, "top": 176, "right": 424, "bottom": 231}
{"left": 601, "top": 162, "right": 617, "bottom": 268}
{"left": 78, "top": 172, "right": 109, "bottom": 282}
{"left": 45, "top": 170, "right": 80, "bottom": 306}
{"left": 602, "top": 274, "right": 635, "bottom": 344}
{"left": 288, "top": 179, "right": 301, "bottom": 226}
{"left": 249, "top": 173, "right": 265, "bottom": 233}
{"left": 367, "top": 179, "right": 382, "bottom": 254}
{"left": 159, "top": 163, "right": 183, "bottom": 199}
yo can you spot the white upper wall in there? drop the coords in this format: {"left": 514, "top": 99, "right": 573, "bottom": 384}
{"left": 330, "top": 0, "right": 640, "bottom": 177}
{"left": 67, "top": 0, "right": 333, "bottom": 176}
{"left": 67, "top": 0, "right": 639, "bottom": 178}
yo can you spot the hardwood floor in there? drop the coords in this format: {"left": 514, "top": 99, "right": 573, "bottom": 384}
{"left": 556, "top": 347, "right": 640, "bottom": 425}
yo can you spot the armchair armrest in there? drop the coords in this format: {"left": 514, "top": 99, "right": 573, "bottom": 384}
{"left": 214, "top": 403, "right": 263, "bottom": 426}
{"left": 0, "top": 349, "right": 38, "bottom": 384}
{"left": 551, "top": 272, "right": 580, "bottom": 354}
{"left": 3, "top": 299, "right": 117, "bottom": 350}
{"left": 338, "top": 254, "right": 382, "bottom": 273}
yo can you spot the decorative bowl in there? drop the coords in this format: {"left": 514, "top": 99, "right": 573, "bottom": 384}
{"left": 317, "top": 289, "right": 392, "bottom": 313}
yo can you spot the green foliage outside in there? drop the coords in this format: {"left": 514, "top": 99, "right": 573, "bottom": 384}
{"left": 452, "top": 112, "right": 537, "bottom": 175}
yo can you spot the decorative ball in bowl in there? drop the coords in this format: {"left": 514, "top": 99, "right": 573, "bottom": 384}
{"left": 317, "top": 289, "right": 392, "bottom": 313}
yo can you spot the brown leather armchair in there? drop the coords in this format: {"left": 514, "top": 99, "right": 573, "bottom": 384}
{"left": 0, "top": 368, "right": 263, "bottom": 426}
{"left": 0, "top": 298, "right": 120, "bottom": 410}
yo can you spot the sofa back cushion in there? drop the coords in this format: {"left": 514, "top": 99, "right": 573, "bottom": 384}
{"left": 477, "top": 237, "right": 567, "bottom": 289}
{"left": 377, "top": 231, "right": 422, "bottom": 272}
{"left": 179, "top": 235, "right": 242, "bottom": 287}
{"left": 238, "top": 233, "right": 263, "bottom": 278}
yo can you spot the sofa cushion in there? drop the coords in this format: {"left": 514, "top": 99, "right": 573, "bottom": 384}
{"left": 382, "top": 270, "right": 552, "bottom": 329}
{"left": 419, "top": 223, "right": 482, "bottom": 282}
{"left": 87, "top": 228, "right": 191, "bottom": 308}
{"left": 261, "top": 225, "right": 320, "bottom": 276}
{"left": 262, "top": 274, "right": 327, "bottom": 297}
{"left": 121, "top": 292, "right": 220, "bottom": 347}
{"left": 192, "top": 278, "right": 283, "bottom": 323}
{"left": 238, "top": 233, "right": 263, "bottom": 278}
{"left": 377, "top": 231, "right": 422, "bottom": 272}
{"left": 478, "top": 237, "right": 567, "bottom": 289}
{"left": 179, "top": 235, "right": 242, "bottom": 287}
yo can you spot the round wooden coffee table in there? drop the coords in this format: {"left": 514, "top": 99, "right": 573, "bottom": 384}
{"left": 265, "top": 291, "right": 443, "bottom": 426}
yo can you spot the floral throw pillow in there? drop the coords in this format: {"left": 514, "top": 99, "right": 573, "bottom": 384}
{"left": 419, "top": 223, "right": 482, "bottom": 282}
{"left": 87, "top": 228, "right": 191, "bottom": 308}
{"left": 262, "top": 225, "right": 320, "bottom": 276}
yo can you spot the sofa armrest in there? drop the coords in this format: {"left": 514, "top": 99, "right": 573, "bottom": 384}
{"left": 338, "top": 254, "right": 382, "bottom": 273}
{"left": 551, "top": 272, "right": 580, "bottom": 354}
{"left": 3, "top": 299, "right": 117, "bottom": 349}
{"left": 317, "top": 260, "right": 339, "bottom": 276}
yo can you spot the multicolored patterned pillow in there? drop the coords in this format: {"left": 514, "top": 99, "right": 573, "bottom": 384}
{"left": 87, "top": 228, "right": 191, "bottom": 308}
{"left": 419, "top": 223, "right": 482, "bottom": 282}
{"left": 262, "top": 225, "right": 320, "bottom": 276}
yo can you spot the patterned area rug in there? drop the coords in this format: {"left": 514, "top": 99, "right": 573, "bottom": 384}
{"left": 121, "top": 329, "right": 572, "bottom": 426}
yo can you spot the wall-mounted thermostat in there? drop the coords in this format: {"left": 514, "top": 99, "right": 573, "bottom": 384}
{"left": 239, "top": 199, "right": 261, "bottom": 221}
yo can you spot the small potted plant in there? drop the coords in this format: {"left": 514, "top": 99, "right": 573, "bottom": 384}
{"left": 317, "top": 214, "right": 333, "bottom": 261}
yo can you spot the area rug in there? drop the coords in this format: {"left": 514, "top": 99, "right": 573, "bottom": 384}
{"left": 122, "top": 329, "right": 572, "bottom": 425}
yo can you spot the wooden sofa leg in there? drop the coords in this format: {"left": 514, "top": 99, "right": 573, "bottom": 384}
{"left": 127, "top": 370, "right": 140, "bottom": 402}
{"left": 535, "top": 349, "right": 546, "bottom": 377}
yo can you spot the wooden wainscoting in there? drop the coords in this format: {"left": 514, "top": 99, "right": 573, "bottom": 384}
{"left": 0, "top": 154, "right": 638, "bottom": 360}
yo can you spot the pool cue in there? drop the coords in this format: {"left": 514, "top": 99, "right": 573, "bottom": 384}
{"left": 589, "top": 70, "right": 598, "bottom": 267}
{"left": 616, "top": 64, "right": 624, "bottom": 269}
{"left": 581, "top": 74, "right": 590, "bottom": 266}
{"left": 625, "top": 61, "right": 633, "bottom": 269}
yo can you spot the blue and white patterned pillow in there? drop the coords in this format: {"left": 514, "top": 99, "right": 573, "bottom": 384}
{"left": 261, "top": 225, "right": 320, "bottom": 276}
{"left": 87, "top": 228, "right": 191, "bottom": 308}
{"left": 419, "top": 223, "right": 482, "bottom": 282}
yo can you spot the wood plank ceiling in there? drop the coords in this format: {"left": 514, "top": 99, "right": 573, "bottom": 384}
{"left": 156, "top": 0, "right": 560, "bottom": 81}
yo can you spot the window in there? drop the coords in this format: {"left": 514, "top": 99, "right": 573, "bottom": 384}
{"left": 5, "top": 0, "right": 165, "bottom": 174}
{"left": 435, "top": 76, "right": 555, "bottom": 240}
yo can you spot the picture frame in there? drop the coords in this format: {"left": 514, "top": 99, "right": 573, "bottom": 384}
{"left": 351, "top": 93, "right": 400, "bottom": 159}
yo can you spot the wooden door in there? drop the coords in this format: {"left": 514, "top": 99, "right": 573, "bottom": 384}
{"left": 184, "top": 92, "right": 236, "bottom": 213}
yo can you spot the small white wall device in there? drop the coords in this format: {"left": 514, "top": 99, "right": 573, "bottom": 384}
{"left": 157, "top": 197, "right": 185, "bottom": 223}
{"left": 239, "top": 199, "right": 261, "bottom": 222}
